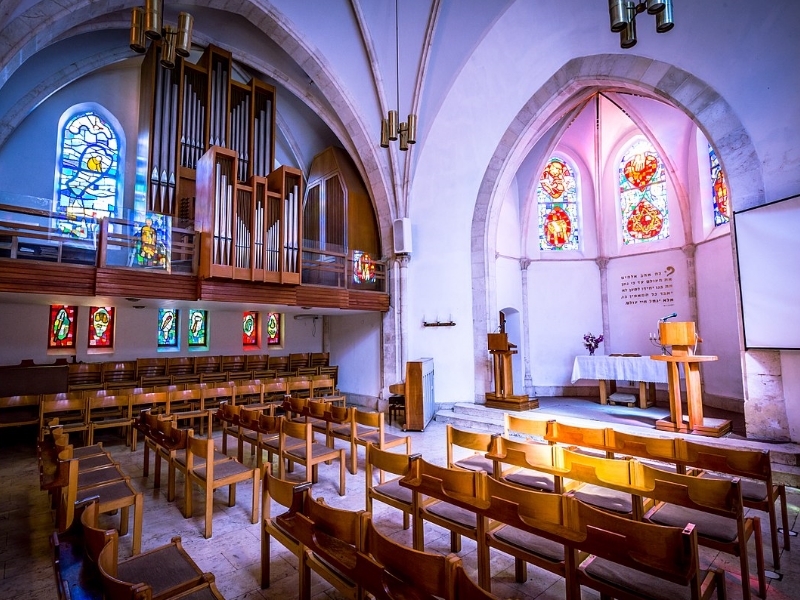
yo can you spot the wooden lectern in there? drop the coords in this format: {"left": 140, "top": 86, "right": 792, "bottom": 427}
{"left": 650, "top": 321, "right": 731, "bottom": 437}
{"left": 485, "top": 333, "right": 538, "bottom": 411}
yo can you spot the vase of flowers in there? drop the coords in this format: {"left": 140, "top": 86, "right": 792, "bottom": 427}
{"left": 583, "top": 331, "right": 603, "bottom": 356}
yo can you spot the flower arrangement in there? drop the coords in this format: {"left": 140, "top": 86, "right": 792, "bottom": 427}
{"left": 583, "top": 331, "right": 604, "bottom": 356}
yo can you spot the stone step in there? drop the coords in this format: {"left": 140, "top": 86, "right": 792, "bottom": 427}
{"left": 434, "top": 409, "right": 504, "bottom": 434}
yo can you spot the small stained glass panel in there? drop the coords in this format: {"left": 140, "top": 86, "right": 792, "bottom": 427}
{"left": 49, "top": 305, "right": 77, "bottom": 349}
{"left": 619, "top": 140, "right": 669, "bottom": 244}
{"left": 158, "top": 308, "right": 178, "bottom": 348}
{"left": 188, "top": 309, "right": 208, "bottom": 348}
{"left": 266, "top": 312, "right": 281, "bottom": 346}
{"left": 537, "top": 157, "right": 579, "bottom": 250}
{"left": 709, "top": 145, "right": 730, "bottom": 226}
{"left": 88, "top": 306, "right": 114, "bottom": 348}
{"left": 243, "top": 311, "right": 259, "bottom": 347}
{"left": 352, "top": 250, "right": 376, "bottom": 284}
{"left": 132, "top": 212, "right": 171, "bottom": 271}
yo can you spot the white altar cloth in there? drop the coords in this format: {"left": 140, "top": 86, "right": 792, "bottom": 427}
{"left": 571, "top": 355, "right": 670, "bottom": 384}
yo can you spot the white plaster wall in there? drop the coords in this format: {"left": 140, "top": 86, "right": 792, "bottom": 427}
{"left": 695, "top": 236, "right": 744, "bottom": 401}
{"left": 328, "top": 312, "right": 381, "bottom": 398}
{"left": 0, "top": 303, "right": 320, "bottom": 365}
{"left": 527, "top": 260, "right": 602, "bottom": 386}
{"left": 780, "top": 351, "right": 800, "bottom": 441}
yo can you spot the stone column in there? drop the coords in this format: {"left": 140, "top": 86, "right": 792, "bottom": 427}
{"left": 682, "top": 244, "right": 698, "bottom": 324}
{"left": 595, "top": 257, "right": 610, "bottom": 349}
{"left": 520, "top": 258, "right": 533, "bottom": 395}
{"left": 396, "top": 253, "right": 411, "bottom": 369}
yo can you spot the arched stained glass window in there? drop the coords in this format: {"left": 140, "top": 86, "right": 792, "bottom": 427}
{"left": 709, "top": 145, "right": 730, "bottom": 226}
{"left": 54, "top": 107, "right": 123, "bottom": 239}
{"left": 537, "top": 157, "right": 579, "bottom": 251}
{"left": 619, "top": 139, "right": 669, "bottom": 244}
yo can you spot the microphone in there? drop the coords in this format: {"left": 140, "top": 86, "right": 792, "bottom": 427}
{"left": 659, "top": 312, "right": 678, "bottom": 323}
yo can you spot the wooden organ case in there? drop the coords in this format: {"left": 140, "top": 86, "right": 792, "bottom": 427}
{"left": 402, "top": 358, "right": 435, "bottom": 432}
{"left": 137, "top": 43, "right": 301, "bottom": 284}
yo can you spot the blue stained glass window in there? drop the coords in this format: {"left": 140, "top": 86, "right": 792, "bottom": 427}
{"left": 708, "top": 145, "right": 730, "bottom": 226}
{"left": 54, "top": 108, "right": 122, "bottom": 239}
{"left": 188, "top": 309, "right": 208, "bottom": 347}
{"left": 537, "top": 157, "right": 579, "bottom": 251}
{"left": 619, "top": 139, "right": 669, "bottom": 244}
{"left": 158, "top": 308, "right": 179, "bottom": 348}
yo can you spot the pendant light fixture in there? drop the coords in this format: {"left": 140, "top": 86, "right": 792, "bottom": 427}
{"left": 380, "top": 0, "right": 417, "bottom": 151}
{"left": 130, "top": 0, "right": 193, "bottom": 69}
{"left": 608, "top": 0, "right": 674, "bottom": 48}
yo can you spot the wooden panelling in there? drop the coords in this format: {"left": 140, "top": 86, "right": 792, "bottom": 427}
{"left": 348, "top": 290, "right": 390, "bottom": 312}
{"left": 95, "top": 267, "right": 197, "bottom": 301}
{"left": 295, "top": 285, "right": 347, "bottom": 308}
{"left": 198, "top": 279, "right": 297, "bottom": 305}
{"left": 0, "top": 260, "right": 96, "bottom": 295}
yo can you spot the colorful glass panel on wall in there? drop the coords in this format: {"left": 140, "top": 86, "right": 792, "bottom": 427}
{"left": 243, "top": 312, "right": 258, "bottom": 347}
{"left": 266, "top": 312, "right": 281, "bottom": 346}
{"left": 54, "top": 110, "right": 120, "bottom": 239}
{"left": 353, "top": 250, "right": 376, "bottom": 284}
{"left": 709, "top": 145, "right": 730, "bottom": 226}
{"left": 158, "top": 308, "right": 178, "bottom": 348}
{"left": 88, "top": 306, "right": 114, "bottom": 348}
{"left": 537, "top": 157, "right": 579, "bottom": 250}
{"left": 48, "top": 305, "right": 77, "bottom": 349}
{"left": 132, "top": 212, "right": 171, "bottom": 270}
{"left": 619, "top": 140, "right": 669, "bottom": 244}
{"left": 188, "top": 309, "right": 208, "bottom": 347}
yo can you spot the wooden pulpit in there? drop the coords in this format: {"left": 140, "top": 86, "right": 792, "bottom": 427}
{"left": 485, "top": 333, "right": 537, "bottom": 411}
{"left": 650, "top": 321, "right": 731, "bottom": 437}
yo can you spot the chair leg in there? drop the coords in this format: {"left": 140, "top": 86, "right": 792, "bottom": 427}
{"left": 132, "top": 494, "right": 143, "bottom": 555}
{"left": 119, "top": 505, "right": 130, "bottom": 536}
{"left": 753, "top": 516, "right": 766, "bottom": 598}
{"left": 514, "top": 558, "right": 527, "bottom": 583}
{"left": 339, "top": 449, "right": 345, "bottom": 496}
{"left": 183, "top": 473, "right": 193, "bottom": 518}
{"left": 767, "top": 498, "right": 781, "bottom": 570}
{"left": 251, "top": 473, "right": 259, "bottom": 524}
{"left": 779, "top": 485, "right": 791, "bottom": 551}
{"left": 204, "top": 485, "right": 213, "bottom": 538}
{"left": 350, "top": 440, "right": 357, "bottom": 475}
{"left": 450, "top": 531, "right": 461, "bottom": 553}
{"left": 228, "top": 482, "right": 237, "bottom": 507}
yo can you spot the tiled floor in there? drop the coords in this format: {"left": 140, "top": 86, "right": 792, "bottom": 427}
{"left": 1, "top": 413, "right": 798, "bottom": 600}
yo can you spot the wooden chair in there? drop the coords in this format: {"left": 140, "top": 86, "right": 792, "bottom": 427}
{"left": 607, "top": 428, "right": 680, "bottom": 463}
{"left": 639, "top": 462, "right": 765, "bottom": 600}
{"left": 221, "top": 354, "right": 246, "bottom": 375}
{"left": 238, "top": 404, "right": 277, "bottom": 468}
{"left": 365, "top": 444, "right": 419, "bottom": 530}
{"left": 359, "top": 515, "right": 462, "bottom": 600}
{"left": 254, "top": 413, "right": 285, "bottom": 472}
{"left": 81, "top": 499, "right": 223, "bottom": 600}
{"left": 268, "top": 355, "right": 289, "bottom": 372}
{"left": 452, "top": 563, "right": 499, "bottom": 600}
{"left": 245, "top": 353, "right": 269, "bottom": 372}
{"left": 487, "top": 435, "right": 573, "bottom": 494}
{"left": 309, "top": 352, "right": 329, "bottom": 368}
{"left": 477, "top": 474, "right": 574, "bottom": 594}
{"left": 545, "top": 420, "right": 610, "bottom": 451}
{"left": 252, "top": 368, "right": 278, "bottom": 381}
{"left": 183, "top": 432, "right": 259, "bottom": 538}
{"left": 279, "top": 418, "right": 346, "bottom": 495}
{"left": 310, "top": 375, "right": 336, "bottom": 397}
{"left": 342, "top": 408, "right": 411, "bottom": 475}
{"left": 67, "top": 362, "right": 103, "bottom": 392}
{"left": 199, "top": 371, "right": 229, "bottom": 384}
{"left": 504, "top": 413, "right": 550, "bottom": 442}
{"left": 0, "top": 393, "right": 41, "bottom": 430}
{"left": 276, "top": 494, "right": 365, "bottom": 599}
{"left": 680, "top": 438, "right": 790, "bottom": 571}
{"left": 200, "top": 383, "right": 233, "bottom": 415}
{"left": 167, "top": 388, "right": 212, "bottom": 435}
{"left": 50, "top": 497, "right": 105, "bottom": 600}
{"left": 193, "top": 355, "right": 221, "bottom": 374}
{"left": 401, "top": 455, "right": 486, "bottom": 566}
{"left": 295, "top": 366, "right": 319, "bottom": 377}
{"left": 233, "top": 381, "right": 264, "bottom": 406}
{"left": 260, "top": 465, "right": 312, "bottom": 589}
{"left": 101, "top": 361, "right": 138, "bottom": 390}
{"left": 287, "top": 376, "right": 312, "bottom": 398}
{"left": 129, "top": 392, "right": 169, "bottom": 451}
{"left": 569, "top": 494, "right": 726, "bottom": 600}
{"left": 135, "top": 357, "right": 168, "bottom": 382}
{"left": 319, "top": 365, "right": 339, "bottom": 387}
{"left": 40, "top": 393, "right": 89, "bottom": 445}
{"left": 446, "top": 424, "right": 499, "bottom": 474}
{"left": 262, "top": 379, "right": 288, "bottom": 404}
{"left": 167, "top": 356, "right": 196, "bottom": 380}
{"left": 288, "top": 352, "right": 310, "bottom": 372}
{"left": 87, "top": 393, "right": 132, "bottom": 446}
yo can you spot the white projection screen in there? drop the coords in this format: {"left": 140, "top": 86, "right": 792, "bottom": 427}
{"left": 734, "top": 194, "right": 800, "bottom": 349}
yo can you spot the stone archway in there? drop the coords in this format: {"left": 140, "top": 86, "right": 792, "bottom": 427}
{"left": 471, "top": 54, "right": 788, "bottom": 440}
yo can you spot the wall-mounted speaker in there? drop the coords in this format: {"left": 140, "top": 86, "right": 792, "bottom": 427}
{"left": 393, "top": 217, "right": 412, "bottom": 254}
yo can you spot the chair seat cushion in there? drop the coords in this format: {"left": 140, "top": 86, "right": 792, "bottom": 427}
{"left": 493, "top": 525, "right": 564, "bottom": 562}
{"left": 699, "top": 472, "right": 768, "bottom": 502}
{"left": 573, "top": 484, "right": 632, "bottom": 515}
{"left": 504, "top": 469, "right": 557, "bottom": 493}
{"left": 72, "top": 444, "right": 106, "bottom": 458}
{"left": 117, "top": 544, "right": 202, "bottom": 597}
{"left": 194, "top": 459, "right": 251, "bottom": 482}
{"left": 77, "top": 454, "right": 114, "bottom": 470}
{"left": 454, "top": 454, "right": 494, "bottom": 473}
{"left": 581, "top": 555, "right": 701, "bottom": 600}
{"left": 374, "top": 479, "right": 412, "bottom": 504}
{"left": 175, "top": 449, "right": 229, "bottom": 467}
{"left": 647, "top": 503, "right": 737, "bottom": 543}
{"left": 427, "top": 501, "right": 476, "bottom": 529}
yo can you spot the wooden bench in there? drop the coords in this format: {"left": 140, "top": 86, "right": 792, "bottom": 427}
{"left": 0, "top": 393, "right": 40, "bottom": 430}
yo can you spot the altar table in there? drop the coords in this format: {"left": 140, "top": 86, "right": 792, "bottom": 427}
{"left": 571, "top": 355, "right": 670, "bottom": 409}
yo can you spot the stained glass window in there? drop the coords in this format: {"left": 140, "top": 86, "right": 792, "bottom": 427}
{"left": 54, "top": 108, "right": 122, "bottom": 240}
{"left": 619, "top": 139, "right": 669, "bottom": 244}
{"left": 537, "top": 157, "right": 579, "bottom": 251}
{"left": 243, "top": 311, "right": 259, "bottom": 347}
{"left": 48, "top": 305, "right": 77, "bottom": 349}
{"left": 265, "top": 312, "right": 281, "bottom": 346}
{"left": 158, "top": 308, "right": 179, "bottom": 348}
{"left": 188, "top": 309, "right": 208, "bottom": 347}
{"left": 132, "top": 212, "right": 171, "bottom": 270}
{"left": 88, "top": 306, "right": 114, "bottom": 348}
{"left": 352, "top": 250, "right": 376, "bottom": 283}
{"left": 709, "top": 145, "right": 730, "bottom": 226}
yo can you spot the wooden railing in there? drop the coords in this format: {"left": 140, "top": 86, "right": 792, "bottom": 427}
{"left": 302, "top": 247, "right": 386, "bottom": 292}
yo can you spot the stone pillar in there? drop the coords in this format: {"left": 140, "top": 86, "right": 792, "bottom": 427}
{"left": 742, "top": 350, "right": 791, "bottom": 441}
{"left": 595, "top": 257, "right": 610, "bottom": 349}
{"left": 396, "top": 254, "right": 411, "bottom": 369}
{"left": 682, "top": 244, "right": 698, "bottom": 324}
{"left": 520, "top": 258, "right": 533, "bottom": 395}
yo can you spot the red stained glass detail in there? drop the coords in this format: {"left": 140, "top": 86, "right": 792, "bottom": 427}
{"left": 544, "top": 206, "right": 572, "bottom": 248}
{"left": 624, "top": 153, "right": 658, "bottom": 191}
{"left": 626, "top": 199, "right": 664, "bottom": 240}
{"left": 714, "top": 170, "right": 729, "bottom": 218}
{"left": 540, "top": 160, "right": 568, "bottom": 199}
